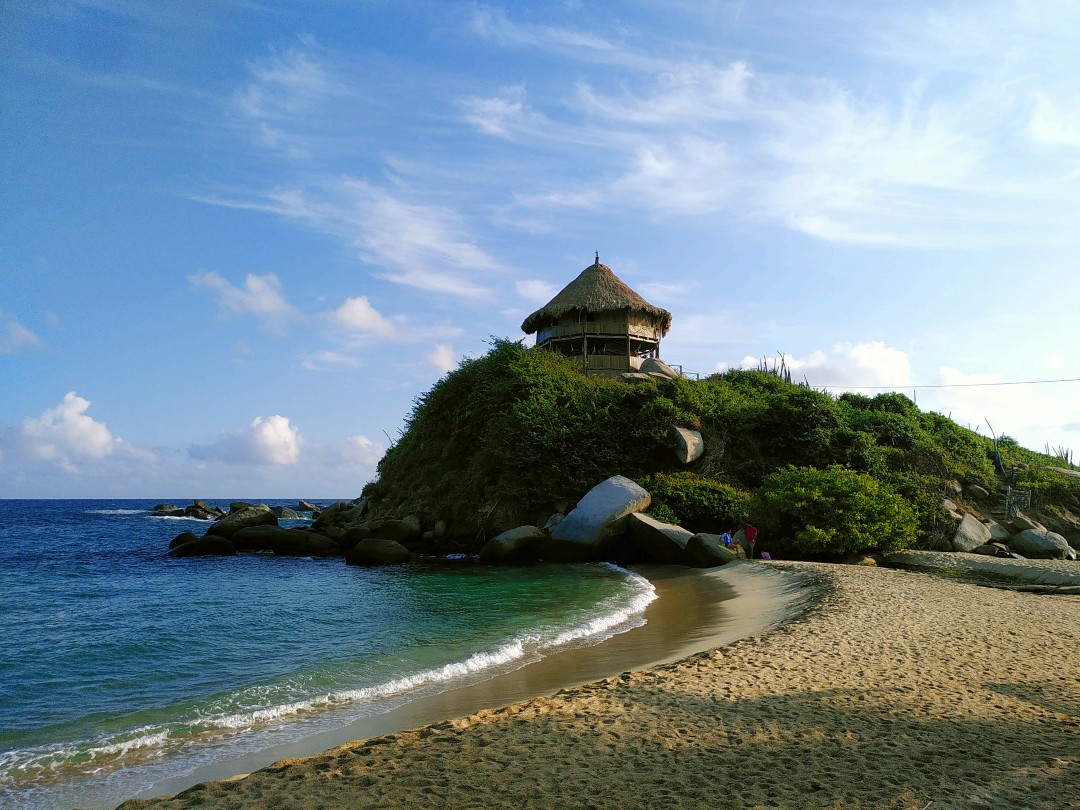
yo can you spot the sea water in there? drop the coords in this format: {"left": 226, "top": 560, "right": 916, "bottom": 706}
{"left": 0, "top": 500, "right": 656, "bottom": 809}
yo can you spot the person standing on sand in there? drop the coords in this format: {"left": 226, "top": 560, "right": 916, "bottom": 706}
{"left": 744, "top": 523, "right": 758, "bottom": 558}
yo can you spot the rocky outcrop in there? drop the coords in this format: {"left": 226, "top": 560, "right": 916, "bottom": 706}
{"left": 168, "top": 536, "right": 236, "bottom": 557}
{"left": 627, "top": 513, "right": 693, "bottom": 564}
{"left": 273, "top": 506, "right": 302, "bottom": 520}
{"left": 542, "top": 475, "right": 651, "bottom": 563}
{"left": 1008, "top": 529, "right": 1077, "bottom": 560}
{"left": 345, "top": 538, "right": 411, "bottom": 566}
{"left": 685, "top": 533, "right": 738, "bottom": 568}
{"left": 951, "top": 513, "right": 992, "bottom": 552}
{"left": 205, "top": 504, "right": 277, "bottom": 538}
{"left": 672, "top": 426, "right": 704, "bottom": 464}
{"left": 480, "top": 526, "right": 544, "bottom": 564}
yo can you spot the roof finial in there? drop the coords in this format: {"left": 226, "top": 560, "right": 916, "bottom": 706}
{"left": 594, "top": 251, "right": 600, "bottom": 266}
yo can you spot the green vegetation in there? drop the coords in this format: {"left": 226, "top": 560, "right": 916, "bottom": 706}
{"left": 365, "top": 339, "right": 1076, "bottom": 558}
{"left": 752, "top": 466, "right": 918, "bottom": 557}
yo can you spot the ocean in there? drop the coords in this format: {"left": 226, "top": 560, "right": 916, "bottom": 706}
{"left": 0, "top": 499, "right": 657, "bottom": 810}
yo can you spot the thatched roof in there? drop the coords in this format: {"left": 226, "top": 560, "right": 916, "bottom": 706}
{"left": 521, "top": 259, "right": 672, "bottom": 336}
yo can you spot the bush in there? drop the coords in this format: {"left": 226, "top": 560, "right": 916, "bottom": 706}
{"left": 752, "top": 465, "right": 918, "bottom": 558}
{"left": 641, "top": 471, "right": 751, "bottom": 534}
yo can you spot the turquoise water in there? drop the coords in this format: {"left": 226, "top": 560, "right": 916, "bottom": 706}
{"left": 0, "top": 500, "right": 656, "bottom": 809}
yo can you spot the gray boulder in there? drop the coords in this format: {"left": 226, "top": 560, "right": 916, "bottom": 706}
{"left": 628, "top": 513, "right": 693, "bottom": 563}
{"left": 480, "top": 526, "right": 544, "bottom": 564}
{"left": 271, "top": 529, "right": 340, "bottom": 557}
{"left": 368, "top": 517, "right": 422, "bottom": 546}
{"left": 640, "top": 358, "right": 679, "bottom": 379}
{"left": 230, "top": 501, "right": 256, "bottom": 513}
{"left": 966, "top": 484, "right": 990, "bottom": 501}
{"left": 984, "top": 518, "right": 1011, "bottom": 543}
{"left": 151, "top": 503, "right": 176, "bottom": 515}
{"left": 345, "top": 538, "right": 411, "bottom": 566}
{"left": 1009, "top": 529, "right": 1077, "bottom": 560}
{"left": 1010, "top": 514, "right": 1046, "bottom": 533}
{"left": 685, "top": 533, "right": 738, "bottom": 568}
{"left": 206, "top": 504, "right": 277, "bottom": 539}
{"left": 168, "top": 536, "right": 236, "bottom": 557}
{"left": 297, "top": 500, "right": 321, "bottom": 513}
{"left": 542, "top": 476, "right": 651, "bottom": 563}
{"left": 273, "top": 506, "right": 302, "bottom": 520}
{"left": 951, "top": 513, "right": 992, "bottom": 552}
{"left": 672, "top": 426, "right": 704, "bottom": 464}
{"left": 168, "top": 531, "right": 200, "bottom": 550}
{"left": 231, "top": 525, "right": 295, "bottom": 552}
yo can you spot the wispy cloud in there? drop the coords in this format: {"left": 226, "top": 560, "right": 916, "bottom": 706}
{"left": 189, "top": 270, "right": 296, "bottom": 329}
{"left": 470, "top": 6, "right": 616, "bottom": 54}
{"left": 1, "top": 311, "right": 43, "bottom": 355}
{"left": 202, "top": 180, "right": 499, "bottom": 298}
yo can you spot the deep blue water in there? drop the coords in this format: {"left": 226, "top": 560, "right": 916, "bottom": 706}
{"left": 0, "top": 500, "right": 655, "bottom": 809}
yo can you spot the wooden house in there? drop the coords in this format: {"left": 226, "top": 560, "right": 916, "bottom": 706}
{"left": 521, "top": 256, "right": 672, "bottom": 376}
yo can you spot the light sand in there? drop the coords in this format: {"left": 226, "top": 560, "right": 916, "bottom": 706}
{"left": 119, "top": 562, "right": 1080, "bottom": 810}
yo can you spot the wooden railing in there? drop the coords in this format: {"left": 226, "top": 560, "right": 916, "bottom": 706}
{"left": 536, "top": 322, "right": 660, "bottom": 344}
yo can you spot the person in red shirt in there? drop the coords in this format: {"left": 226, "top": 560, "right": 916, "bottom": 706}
{"left": 744, "top": 523, "right": 758, "bottom": 558}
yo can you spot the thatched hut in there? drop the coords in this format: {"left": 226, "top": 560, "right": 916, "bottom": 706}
{"left": 521, "top": 255, "right": 672, "bottom": 376}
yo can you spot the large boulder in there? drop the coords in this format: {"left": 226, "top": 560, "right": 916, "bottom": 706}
{"left": 672, "top": 426, "right": 704, "bottom": 464}
{"left": 1008, "top": 529, "right": 1077, "bottom": 560}
{"left": 272, "top": 506, "right": 302, "bottom": 520}
{"left": 542, "top": 476, "right": 651, "bottom": 563}
{"left": 685, "top": 533, "right": 739, "bottom": 568}
{"left": 480, "top": 526, "right": 544, "bottom": 564}
{"left": 984, "top": 518, "right": 1011, "bottom": 543}
{"left": 168, "top": 536, "right": 236, "bottom": 557}
{"left": 271, "top": 529, "right": 340, "bottom": 557}
{"left": 206, "top": 504, "right": 277, "bottom": 538}
{"left": 628, "top": 513, "right": 693, "bottom": 564}
{"left": 368, "top": 517, "right": 423, "bottom": 546}
{"left": 951, "top": 513, "right": 992, "bottom": 552}
{"left": 345, "top": 538, "right": 411, "bottom": 566}
{"left": 231, "top": 525, "right": 296, "bottom": 552}
{"left": 168, "top": 531, "right": 201, "bottom": 550}
{"left": 640, "top": 358, "right": 679, "bottom": 379}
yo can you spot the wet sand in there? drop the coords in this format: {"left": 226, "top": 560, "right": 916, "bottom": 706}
{"left": 120, "top": 561, "right": 1080, "bottom": 809}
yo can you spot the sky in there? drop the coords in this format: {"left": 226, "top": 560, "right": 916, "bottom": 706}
{"left": 2, "top": 0, "right": 1078, "bottom": 498}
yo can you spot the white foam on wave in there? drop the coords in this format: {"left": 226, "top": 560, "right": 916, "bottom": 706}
{"left": 148, "top": 515, "right": 212, "bottom": 522}
{"left": 0, "top": 563, "right": 658, "bottom": 796}
{"left": 85, "top": 509, "right": 146, "bottom": 515}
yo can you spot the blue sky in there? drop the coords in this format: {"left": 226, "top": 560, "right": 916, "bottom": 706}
{"left": 2, "top": 0, "right": 1078, "bottom": 498}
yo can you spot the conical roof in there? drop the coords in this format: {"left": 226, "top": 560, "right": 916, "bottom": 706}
{"left": 521, "top": 259, "right": 672, "bottom": 336}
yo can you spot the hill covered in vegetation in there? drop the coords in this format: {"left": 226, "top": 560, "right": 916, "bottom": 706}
{"left": 363, "top": 340, "right": 1080, "bottom": 560}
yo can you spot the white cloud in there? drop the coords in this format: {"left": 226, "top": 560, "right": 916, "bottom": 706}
{"left": 20, "top": 392, "right": 118, "bottom": 461}
{"left": 427, "top": 343, "right": 457, "bottom": 374}
{"left": 716, "top": 342, "right": 913, "bottom": 391}
{"left": 516, "top": 279, "right": 558, "bottom": 304}
{"left": 470, "top": 7, "right": 615, "bottom": 54}
{"left": 301, "top": 349, "right": 362, "bottom": 371}
{"left": 1, "top": 312, "right": 42, "bottom": 355}
{"left": 11, "top": 392, "right": 154, "bottom": 475}
{"left": 189, "top": 270, "right": 295, "bottom": 327}
{"left": 330, "top": 296, "right": 397, "bottom": 337}
{"left": 343, "top": 434, "right": 384, "bottom": 467}
{"left": 190, "top": 415, "right": 302, "bottom": 466}
{"left": 1028, "top": 94, "right": 1080, "bottom": 149}
{"left": 205, "top": 180, "right": 499, "bottom": 299}
{"left": 461, "top": 86, "right": 534, "bottom": 137}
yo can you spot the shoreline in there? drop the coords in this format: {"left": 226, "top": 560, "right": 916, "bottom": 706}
{"left": 121, "top": 561, "right": 809, "bottom": 806}
{"left": 120, "top": 561, "right": 1079, "bottom": 809}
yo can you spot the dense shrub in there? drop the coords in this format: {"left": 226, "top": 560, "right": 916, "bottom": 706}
{"left": 640, "top": 472, "right": 751, "bottom": 534}
{"left": 365, "top": 341, "right": 1066, "bottom": 553}
{"left": 751, "top": 465, "right": 918, "bottom": 558}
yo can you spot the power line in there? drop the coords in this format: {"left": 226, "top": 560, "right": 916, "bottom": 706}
{"left": 813, "top": 377, "right": 1080, "bottom": 390}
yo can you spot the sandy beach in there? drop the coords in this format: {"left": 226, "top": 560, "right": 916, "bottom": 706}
{"left": 119, "top": 561, "right": 1080, "bottom": 810}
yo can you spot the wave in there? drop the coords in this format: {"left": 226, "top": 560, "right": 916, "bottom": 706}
{"left": 84, "top": 509, "right": 146, "bottom": 515}
{"left": 0, "top": 565, "right": 656, "bottom": 800}
{"left": 147, "top": 515, "right": 213, "bottom": 522}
